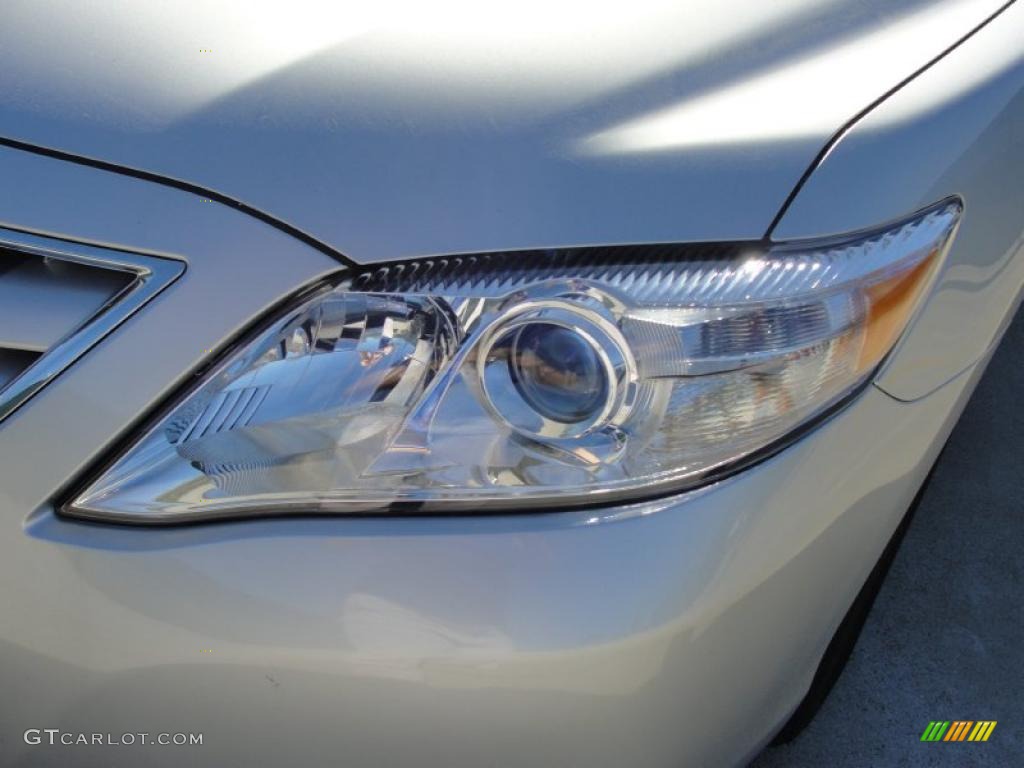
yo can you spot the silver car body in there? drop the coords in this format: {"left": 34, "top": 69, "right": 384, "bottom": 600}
{"left": 1, "top": 0, "right": 1022, "bottom": 765}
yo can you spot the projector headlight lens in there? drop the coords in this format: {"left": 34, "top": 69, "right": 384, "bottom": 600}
{"left": 509, "top": 322, "right": 610, "bottom": 424}
{"left": 66, "top": 200, "right": 961, "bottom": 523}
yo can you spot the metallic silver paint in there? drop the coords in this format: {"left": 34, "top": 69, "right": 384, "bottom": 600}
{"left": 3, "top": 349, "right": 989, "bottom": 768}
{"left": 0, "top": 0, "right": 1009, "bottom": 262}
{"left": 775, "top": 0, "right": 1024, "bottom": 401}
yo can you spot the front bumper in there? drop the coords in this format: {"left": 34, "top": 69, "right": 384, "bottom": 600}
{"left": 2, "top": 352, "right": 984, "bottom": 768}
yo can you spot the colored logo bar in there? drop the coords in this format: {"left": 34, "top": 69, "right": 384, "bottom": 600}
{"left": 921, "top": 721, "right": 997, "bottom": 742}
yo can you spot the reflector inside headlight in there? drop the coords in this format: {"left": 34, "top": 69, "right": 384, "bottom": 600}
{"left": 67, "top": 201, "right": 960, "bottom": 522}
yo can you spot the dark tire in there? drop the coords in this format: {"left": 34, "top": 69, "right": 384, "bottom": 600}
{"left": 769, "top": 455, "right": 942, "bottom": 745}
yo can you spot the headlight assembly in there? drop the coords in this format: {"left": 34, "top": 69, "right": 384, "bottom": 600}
{"left": 66, "top": 200, "right": 961, "bottom": 522}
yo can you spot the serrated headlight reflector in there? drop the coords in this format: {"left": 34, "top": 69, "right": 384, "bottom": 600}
{"left": 67, "top": 201, "right": 960, "bottom": 522}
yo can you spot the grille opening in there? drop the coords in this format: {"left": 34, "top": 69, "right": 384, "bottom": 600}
{"left": 0, "top": 246, "right": 134, "bottom": 404}
{"left": 0, "top": 348, "right": 41, "bottom": 390}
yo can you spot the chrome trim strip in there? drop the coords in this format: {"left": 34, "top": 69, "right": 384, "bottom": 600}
{"left": 0, "top": 227, "right": 184, "bottom": 424}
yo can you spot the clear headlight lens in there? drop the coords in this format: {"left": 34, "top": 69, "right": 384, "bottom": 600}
{"left": 67, "top": 201, "right": 960, "bottom": 522}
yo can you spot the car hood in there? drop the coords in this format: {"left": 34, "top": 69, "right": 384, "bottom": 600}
{"left": 0, "top": 0, "right": 1004, "bottom": 264}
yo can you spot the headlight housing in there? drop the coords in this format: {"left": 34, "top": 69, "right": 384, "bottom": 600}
{"left": 66, "top": 200, "right": 961, "bottom": 522}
